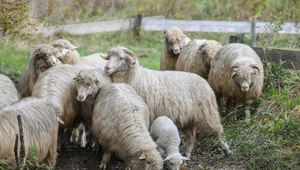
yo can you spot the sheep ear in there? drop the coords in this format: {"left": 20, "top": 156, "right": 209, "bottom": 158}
{"left": 198, "top": 44, "right": 207, "bottom": 55}
{"left": 100, "top": 54, "right": 110, "bottom": 60}
{"left": 95, "top": 78, "right": 100, "bottom": 85}
{"left": 181, "top": 156, "right": 190, "bottom": 161}
{"left": 139, "top": 153, "right": 146, "bottom": 160}
{"left": 73, "top": 74, "right": 78, "bottom": 80}
{"left": 231, "top": 72, "right": 237, "bottom": 78}
{"left": 72, "top": 46, "right": 80, "bottom": 50}
{"left": 251, "top": 64, "right": 260, "bottom": 75}
{"left": 33, "top": 53, "right": 38, "bottom": 58}
{"left": 163, "top": 156, "right": 171, "bottom": 161}
{"left": 123, "top": 48, "right": 136, "bottom": 65}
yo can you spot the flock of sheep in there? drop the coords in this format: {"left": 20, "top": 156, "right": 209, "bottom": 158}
{"left": 0, "top": 26, "right": 264, "bottom": 170}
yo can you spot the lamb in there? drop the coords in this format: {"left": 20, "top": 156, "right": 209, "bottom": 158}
{"left": 19, "top": 44, "right": 67, "bottom": 97}
{"left": 0, "top": 74, "right": 19, "bottom": 109}
{"left": 51, "top": 39, "right": 107, "bottom": 68}
{"left": 160, "top": 27, "right": 190, "bottom": 70}
{"left": 150, "top": 116, "right": 188, "bottom": 170}
{"left": 32, "top": 64, "right": 93, "bottom": 150}
{"left": 0, "top": 97, "right": 58, "bottom": 169}
{"left": 102, "top": 46, "right": 231, "bottom": 159}
{"left": 73, "top": 67, "right": 112, "bottom": 149}
{"left": 208, "top": 43, "right": 264, "bottom": 122}
{"left": 175, "top": 39, "right": 222, "bottom": 79}
{"left": 92, "top": 83, "right": 163, "bottom": 170}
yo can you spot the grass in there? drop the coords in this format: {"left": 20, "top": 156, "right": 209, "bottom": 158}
{"left": 0, "top": 29, "right": 300, "bottom": 169}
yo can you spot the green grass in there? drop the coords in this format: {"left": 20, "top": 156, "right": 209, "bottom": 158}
{"left": 1, "top": 29, "right": 300, "bottom": 169}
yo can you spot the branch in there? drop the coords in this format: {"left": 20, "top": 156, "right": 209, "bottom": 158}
{"left": 17, "top": 115, "right": 26, "bottom": 166}
{"left": 14, "top": 134, "right": 19, "bottom": 170}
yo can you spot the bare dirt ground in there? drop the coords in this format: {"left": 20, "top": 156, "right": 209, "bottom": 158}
{"left": 55, "top": 134, "right": 245, "bottom": 170}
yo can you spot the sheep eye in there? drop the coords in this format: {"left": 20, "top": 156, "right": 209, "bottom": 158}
{"left": 146, "top": 161, "right": 150, "bottom": 164}
{"left": 170, "top": 162, "right": 173, "bottom": 165}
{"left": 119, "top": 57, "right": 124, "bottom": 60}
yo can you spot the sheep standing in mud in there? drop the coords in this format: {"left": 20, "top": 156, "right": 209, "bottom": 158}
{"left": 92, "top": 83, "right": 163, "bottom": 170}
{"left": 102, "top": 46, "right": 231, "bottom": 159}
{"left": 160, "top": 27, "right": 190, "bottom": 70}
{"left": 150, "top": 116, "right": 188, "bottom": 170}
{"left": 208, "top": 43, "right": 264, "bottom": 122}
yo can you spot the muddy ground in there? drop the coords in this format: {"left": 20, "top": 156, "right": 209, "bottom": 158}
{"left": 55, "top": 134, "right": 245, "bottom": 170}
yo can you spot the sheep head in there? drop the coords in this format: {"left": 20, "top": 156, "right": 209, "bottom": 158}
{"left": 104, "top": 46, "right": 136, "bottom": 75}
{"left": 164, "top": 153, "right": 189, "bottom": 170}
{"left": 129, "top": 150, "right": 163, "bottom": 170}
{"left": 164, "top": 27, "right": 188, "bottom": 56}
{"left": 231, "top": 63, "right": 260, "bottom": 92}
{"left": 52, "top": 39, "right": 80, "bottom": 64}
{"left": 32, "top": 44, "right": 62, "bottom": 74}
{"left": 74, "top": 69, "right": 100, "bottom": 102}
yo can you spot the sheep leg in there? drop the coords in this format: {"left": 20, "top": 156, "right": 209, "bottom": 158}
{"left": 182, "top": 127, "right": 196, "bottom": 159}
{"left": 62, "top": 128, "right": 72, "bottom": 149}
{"left": 218, "top": 132, "right": 232, "bottom": 156}
{"left": 79, "top": 127, "right": 87, "bottom": 148}
{"left": 226, "top": 99, "right": 237, "bottom": 122}
{"left": 99, "top": 151, "right": 111, "bottom": 170}
{"left": 57, "top": 128, "right": 64, "bottom": 152}
{"left": 245, "top": 104, "right": 251, "bottom": 121}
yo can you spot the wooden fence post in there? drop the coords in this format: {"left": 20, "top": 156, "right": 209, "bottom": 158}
{"left": 229, "top": 35, "right": 240, "bottom": 43}
{"left": 133, "top": 14, "right": 142, "bottom": 41}
{"left": 14, "top": 134, "right": 19, "bottom": 169}
{"left": 251, "top": 16, "right": 257, "bottom": 47}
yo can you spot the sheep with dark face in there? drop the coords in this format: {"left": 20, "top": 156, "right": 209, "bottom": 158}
{"left": 0, "top": 74, "right": 19, "bottom": 109}
{"left": 160, "top": 27, "right": 190, "bottom": 71}
{"left": 19, "top": 44, "right": 67, "bottom": 97}
{"left": 175, "top": 39, "right": 222, "bottom": 79}
{"left": 102, "top": 46, "right": 231, "bottom": 159}
{"left": 52, "top": 39, "right": 107, "bottom": 68}
{"left": 208, "top": 43, "right": 264, "bottom": 122}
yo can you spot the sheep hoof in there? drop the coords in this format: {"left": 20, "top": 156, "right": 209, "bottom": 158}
{"left": 99, "top": 163, "right": 107, "bottom": 170}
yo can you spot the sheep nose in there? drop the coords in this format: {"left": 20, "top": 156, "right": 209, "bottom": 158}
{"left": 241, "top": 86, "right": 249, "bottom": 92}
{"left": 173, "top": 48, "right": 180, "bottom": 55}
{"left": 105, "top": 66, "right": 110, "bottom": 71}
{"left": 78, "top": 95, "right": 84, "bottom": 99}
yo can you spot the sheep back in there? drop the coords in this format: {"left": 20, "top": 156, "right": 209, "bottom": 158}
{"left": 175, "top": 39, "right": 222, "bottom": 79}
{"left": 0, "top": 74, "right": 19, "bottom": 109}
{"left": 92, "top": 83, "right": 162, "bottom": 169}
{"left": 0, "top": 97, "right": 58, "bottom": 168}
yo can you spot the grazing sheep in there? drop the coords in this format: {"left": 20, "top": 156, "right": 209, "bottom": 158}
{"left": 32, "top": 64, "right": 93, "bottom": 150}
{"left": 102, "top": 46, "right": 231, "bottom": 158}
{"left": 52, "top": 39, "right": 107, "bottom": 67}
{"left": 150, "top": 116, "right": 188, "bottom": 170}
{"left": 208, "top": 43, "right": 264, "bottom": 122}
{"left": 0, "top": 97, "right": 58, "bottom": 169}
{"left": 175, "top": 39, "right": 222, "bottom": 79}
{"left": 73, "top": 67, "right": 112, "bottom": 149}
{"left": 160, "top": 27, "right": 190, "bottom": 71}
{"left": 0, "top": 74, "right": 19, "bottom": 109}
{"left": 92, "top": 83, "right": 163, "bottom": 170}
{"left": 19, "top": 44, "right": 67, "bottom": 97}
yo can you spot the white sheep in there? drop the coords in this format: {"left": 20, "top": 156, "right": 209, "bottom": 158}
{"left": 73, "top": 67, "right": 112, "bottom": 149}
{"left": 160, "top": 27, "right": 190, "bottom": 71}
{"left": 92, "top": 83, "right": 163, "bottom": 170}
{"left": 19, "top": 44, "right": 67, "bottom": 97}
{"left": 32, "top": 64, "right": 93, "bottom": 150}
{"left": 150, "top": 116, "right": 188, "bottom": 170}
{"left": 51, "top": 39, "right": 107, "bottom": 68}
{"left": 208, "top": 43, "right": 264, "bottom": 122}
{"left": 175, "top": 39, "right": 222, "bottom": 79}
{"left": 0, "top": 74, "right": 19, "bottom": 109}
{"left": 102, "top": 46, "right": 231, "bottom": 159}
{"left": 0, "top": 97, "right": 58, "bottom": 169}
